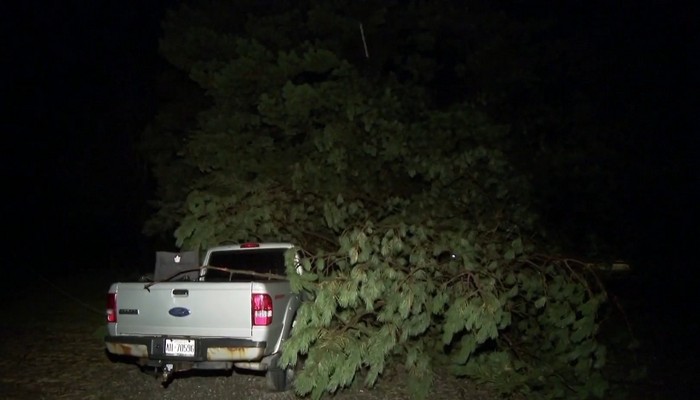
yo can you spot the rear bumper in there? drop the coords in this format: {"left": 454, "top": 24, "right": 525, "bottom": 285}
{"left": 105, "top": 335, "right": 267, "bottom": 362}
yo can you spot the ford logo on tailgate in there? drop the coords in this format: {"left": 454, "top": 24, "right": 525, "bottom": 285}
{"left": 168, "top": 307, "right": 191, "bottom": 317}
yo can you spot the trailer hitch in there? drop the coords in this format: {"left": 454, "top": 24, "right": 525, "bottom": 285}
{"left": 161, "top": 363, "right": 174, "bottom": 386}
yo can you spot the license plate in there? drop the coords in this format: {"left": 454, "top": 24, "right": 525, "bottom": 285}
{"left": 165, "top": 339, "right": 195, "bottom": 357}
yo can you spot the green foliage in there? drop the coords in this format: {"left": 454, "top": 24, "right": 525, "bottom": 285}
{"left": 283, "top": 229, "right": 608, "bottom": 400}
{"left": 143, "top": 1, "right": 612, "bottom": 399}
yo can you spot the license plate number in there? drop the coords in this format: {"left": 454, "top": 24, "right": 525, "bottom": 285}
{"left": 165, "top": 339, "right": 195, "bottom": 357}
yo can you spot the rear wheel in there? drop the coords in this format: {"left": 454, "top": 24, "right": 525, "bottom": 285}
{"left": 266, "top": 319, "right": 301, "bottom": 392}
{"left": 265, "top": 365, "right": 295, "bottom": 392}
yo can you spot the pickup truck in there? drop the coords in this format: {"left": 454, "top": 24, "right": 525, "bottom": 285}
{"left": 104, "top": 242, "right": 302, "bottom": 391}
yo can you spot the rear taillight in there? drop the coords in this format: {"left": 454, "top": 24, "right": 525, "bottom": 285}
{"left": 106, "top": 293, "right": 117, "bottom": 323}
{"left": 252, "top": 293, "right": 272, "bottom": 326}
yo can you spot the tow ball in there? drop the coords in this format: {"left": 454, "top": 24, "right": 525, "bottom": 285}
{"left": 161, "top": 363, "right": 174, "bottom": 385}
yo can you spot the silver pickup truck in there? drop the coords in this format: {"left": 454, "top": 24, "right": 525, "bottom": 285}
{"left": 104, "top": 242, "right": 301, "bottom": 391}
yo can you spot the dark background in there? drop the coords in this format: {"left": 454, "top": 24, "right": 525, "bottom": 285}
{"left": 6, "top": 1, "right": 170, "bottom": 269}
{"left": 2, "top": 1, "right": 697, "bottom": 395}
{"left": 7, "top": 1, "right": 695, "bottom": 277}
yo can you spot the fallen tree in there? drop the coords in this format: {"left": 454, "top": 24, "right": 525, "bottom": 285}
{"left": 143, "top": 2, "right": 611, "bottom": 398}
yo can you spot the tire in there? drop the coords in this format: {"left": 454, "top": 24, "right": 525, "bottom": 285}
{"left": 266, "top": 318, "right": 300, "bottom": 392}
{"left": 265, "top": 365, "right": 294, "bottom": 392}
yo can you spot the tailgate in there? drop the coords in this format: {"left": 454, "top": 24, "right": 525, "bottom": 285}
{"left": 113, "top": 282, "right": 252, "bottom": 338}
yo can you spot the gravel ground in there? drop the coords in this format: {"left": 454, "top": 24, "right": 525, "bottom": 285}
{"left": 0, "top": 324, "right": 495, "bottom": 400}
{"left": 6, "top": 271, "right": 691, "bottom": 399}
{"left": 0, "top": 274, "right": 498, "bottom": 400}
{"left": 0, "top": 325, "right": 495, "bottom": 400}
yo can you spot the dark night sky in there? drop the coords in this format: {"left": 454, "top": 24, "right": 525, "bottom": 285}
{"left": 4, "top": 1, "right": 696, "bottom": 279}
{"left": 6, "top": 1, "right": 171, "bottom": 268}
